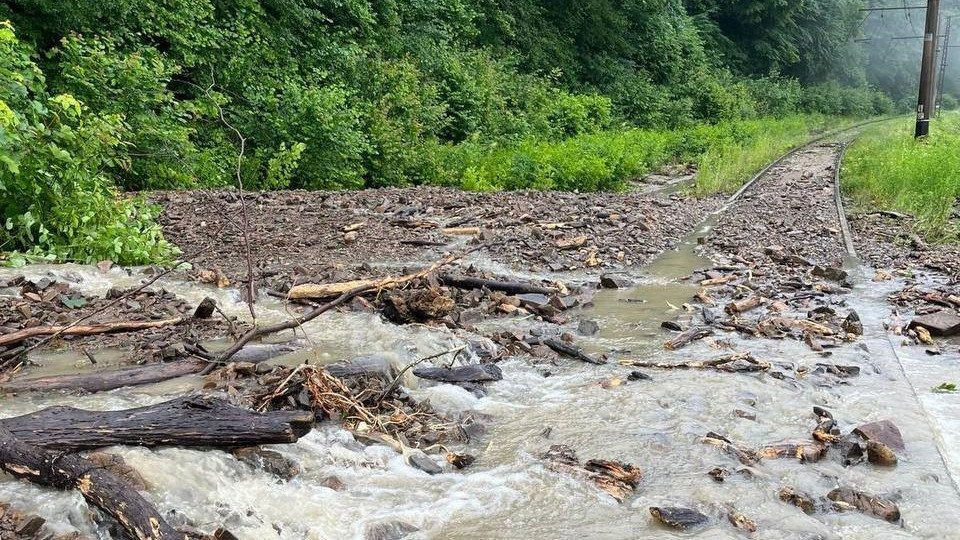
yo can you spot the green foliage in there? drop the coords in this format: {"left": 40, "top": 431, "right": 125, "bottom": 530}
{"left": 0, "top": 21, "right": 172, "bottom": 264}
{"left": 843, "top": 114, "right": 960, "bottom": 240}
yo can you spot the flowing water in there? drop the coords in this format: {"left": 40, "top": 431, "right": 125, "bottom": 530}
{"left": 1, "top": 238, "right": 960, "bottom": 539}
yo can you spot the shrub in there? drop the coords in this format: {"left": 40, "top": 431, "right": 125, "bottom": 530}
{"left": 0, "top": 21, "right": 172, "bottom": 265}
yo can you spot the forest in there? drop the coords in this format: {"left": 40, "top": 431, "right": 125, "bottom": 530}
{"left": 0, "top": 0, "right": 956, "bottom": 263}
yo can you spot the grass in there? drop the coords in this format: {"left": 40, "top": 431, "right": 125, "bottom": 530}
{"left": 842, "top": 113, "right": 960, "bottom": 240}
{"left": 434, "top": 115, "right": 861, "bottom": 195}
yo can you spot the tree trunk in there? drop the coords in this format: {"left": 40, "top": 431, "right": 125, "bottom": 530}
{"left": 439, "top": 274, "right": 557, "bottom": 295}
{"left": 0, "top": 426, "right": 186, "bottom": 540}
{"left": 1, "top": 396, "right": 314, "bottom": 452}
{"left": 0, "top": 318, "right": 184, "bottom": 348}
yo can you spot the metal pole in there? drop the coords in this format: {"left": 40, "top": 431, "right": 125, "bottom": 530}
{"left": 935, "top": 17, "right": 952, "bottom": 117}
{"left": 915, "top": 0, "right": 941, "bottom": 138}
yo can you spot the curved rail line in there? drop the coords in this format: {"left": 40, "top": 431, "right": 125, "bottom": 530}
{"left": 829, "top": 122, "right": 960, "bottom": 499}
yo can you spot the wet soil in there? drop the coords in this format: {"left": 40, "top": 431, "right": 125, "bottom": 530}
{"left": 152, "top": 186, "right": 722, "bottom": 283}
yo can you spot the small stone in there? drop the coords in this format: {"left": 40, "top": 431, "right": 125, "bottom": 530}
{"left": 364, "top": 521, "right": 419, "bottom": 540}
{"left": 842, "top": 310, "right": 863, "bottom": 336}
{"left": 407, "top": 450, "right": 442, "bottom": 474}
{"left": 812, "top": 266, "right": 848, "bottom": 282}
{"left": 866, "top": 440, "right": 898, "bottom": 466}
{"left": 446, "top": 452, "right": 476, "bottom": 470}
{"left": 827, "top": 488, "right": 901, "bottom": 522}
{"left": 627, "top": 370, "right": 650, "bottom": 381}
{"left": 778, "top": 487, "right": 817, "bottom": 514}
{"left": 649, "top": 507, "right": 709, "bottom": 529}
{"left": 577, "top": 319, "right": 600, "bottom": 336}
{"left": 343, "top": 231, "right": 359, "bottom": 243}
{"left": 599, "top": 274, "right": 632, "bottom": 289}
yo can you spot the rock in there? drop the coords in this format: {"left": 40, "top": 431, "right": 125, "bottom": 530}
{"left": 516, "top": 293, "right": 553, "bottom": 313}
{"left": 343, "top": 231, "right": 359, "bottom": 243}
{"left": 909, "top": 311, "right": 960, "bottom": 337}
{"left": 320, "top": 475, "right": 346, "bottom": 491}
{"left": 232, "top": 447, "right": 301, "bottom": 480}
{"left": 866, "top": 440, "right": 898, "bottom": 466}
{"left": 458, "top": 307, "right": 485, "bottom": 325}
{"left": 577, "top": 319, "right": 600, "bottom": 336}
{"left": 599, "top": 274, "right": 632, "bottom": 289}
{"left": 827, "top": 488, "right": 901, "bottom": 522}
{"left": 842, "top": 310, "right": 863, "bottom": 336}
{"left": 853, "top": 420, "right": 905, "bottom": 451}
{"left": 660, "top": 321, "right": 683, "bottom": 332}
{"left": 446, "top": 452, "right": 475, "bottom": 469}
{"left": 835, "top": 437, "right": 865, "bottom": 467}
{"left": 627, "top": 371, "right": 650, "bottom": 381}
{"left": 407, "top": 450, "right": 442, "bottom": 474}
{"left": 778, "top": 487, "right": 817, "bottom": 514}
{"left": 812, "top": 266, "right": 848, "bottom": 282}
{"left": 364, "top": 520, "right": 419, "bottom": 540}
{"left": 648, "top": 507, "right": 709, "bottom": 529}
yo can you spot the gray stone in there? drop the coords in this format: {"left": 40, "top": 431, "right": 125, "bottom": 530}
{"left": 853, "top": 420, "right": 905, "bottom": 451}
{"left": 649, "top": 507, "right": 709, "bottom": 529}
{"left": 599, "top": 274, "right": 632, "bottom": 289}
{"left": 407, "top": 450, "right": 442, "bottom": 474}
{"left": 909, "top": 311, "right": 960, "bottom": 337}
{"left": 365, "top": 521, "right": 419, "bottom": 540}
{"left": 577, "top": 319, "right": 600, "bottom": 336}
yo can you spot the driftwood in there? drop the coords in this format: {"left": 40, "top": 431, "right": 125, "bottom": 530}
{"left": 0, "top": 426, "right": 187, "bottom": 540}
{"left": 217, "top": 250, "right": 473, "bottom": 365}
{"left": 1, "top": 359, "right": 207, "bottom": 394}
{"left": 0, "top": 317, "right": 184, "bottom": 348}
{"left": 725, "top": 296, "right": 762, "bottom": 314}
{"left": 663, "top": 327, "right": 713, "bottom": 350}
{"left": 543, "top": 339, "right": 605, "bottom": 365}
{"left": 621, "top": 352, "right": 769, "bottom": 372}
{"left": 543, "top": 445, "right": 642, "bottom": 502}
{"left": 1, "top": 342, "right": 299, "bottom": 394}
{"left": 413, "top": 363, "right": 503, "bottom": 383}
{"left": 0, "top": 396, "right": 313, "bottom": 452}
{"left": 439, "top": 274, "right": 557, "bottom": 296}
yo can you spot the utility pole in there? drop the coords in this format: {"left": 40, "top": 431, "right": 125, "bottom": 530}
{"left": 915, "top": 0, "right": 941, "bottom": 138}
{"left": 935, "top": 16, "right": 952, "bottom": 117}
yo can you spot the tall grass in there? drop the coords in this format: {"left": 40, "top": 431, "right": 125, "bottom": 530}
{"left": 842, "top": 113, "right": 960, "bottom": 239}
{"left": 434, "top": 115, "right": 843, "bottom": 193}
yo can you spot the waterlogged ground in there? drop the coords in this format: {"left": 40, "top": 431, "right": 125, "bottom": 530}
{"left": 1, "top": 246, "right": 959, "bottom": 539}
{"left": 2, "top": 136, "right": 960, "bottom": 540}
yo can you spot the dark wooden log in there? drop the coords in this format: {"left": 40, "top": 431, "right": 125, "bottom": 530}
{"left": 544, "top": 339, "right": 605, "bottom": 365}
{"left": 1, "top": 342, "right": 300, "bottom": 394}
{"left": 413, "top": 363, "right": 503, "bottom": 383}
{"left": 439, "top": 274, "right": 556, "bottom": 296}
{"left": 0, "top": 426, "right": 187, "bottom": 540}
{"left": 663, "top": 327, "right": 713, "bottom": 350}
{"left": 0, "top": 396, "right": 314, "bottom": 452}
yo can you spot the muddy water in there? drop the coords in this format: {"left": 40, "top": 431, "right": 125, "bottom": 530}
{"left": 2, "top": 250, "right": 960, "bottom": 539}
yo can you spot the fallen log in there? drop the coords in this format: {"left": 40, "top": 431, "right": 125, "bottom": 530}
{"left": 544, "top": 339, "right": 605, "bottom": 365}
{"left": 0, "top": 426, "right": 187, "bottom": 540}
{"left": 1, "top": 342, "right": 300, "bottom": 394}
{"left": 287, "top": 278, "right": 382, "bottom": 300}
{"left": 439, "top": 274, "right": 557, "bottom": 296}
{"left": 620, "top": 352, "right": 769, "bottom": 372}
{"left": 663, "top": 327, "right": 713, "bottom": 350}
{"left": 543, "top": 444, "right": 642, "bottom": 502}
{"left": 0, "top": 396, "right": 314, "bottom": 452}
{"left": 0, "top": 317, "right": 184, "bottom": 348}
{"left": 413, "top": 363, "right": 503, "bottom": 383}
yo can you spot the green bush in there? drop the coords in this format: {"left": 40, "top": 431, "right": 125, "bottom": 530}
{"left": 0, "top": 21, "right": 173, "bottom": 264}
